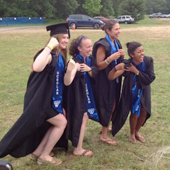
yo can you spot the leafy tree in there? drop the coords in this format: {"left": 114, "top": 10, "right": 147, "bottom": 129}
{"left": 165, "top": 0, "right": 170, "bottom": 13}
{"left": 75, "top": 0, "right": 86, "bottom": 14}
{"left": 0, "top": 0, "right": 30, "bottom": 17}
{"left": 82, "top": 0, "right": 103, "bottom": 16}
{"left": 100, "top": 0, "right": 114, "bottom": 17}
{"left": 112, "top": 0, "right": 122, "bottom": 17}
{"left": 119, "top": 0, "right": 145, "bottom": 21}
{"left": 145, "top": 0, "right": 170, "bottom": 14}
{"left": 1, "top": 0, "right": 170, "bottom": 20}
{"left": 27, "top": 0, "right": 55, "bottom": 18}
{"left": 55, "top": 0, "right": 79, "bottom": 19}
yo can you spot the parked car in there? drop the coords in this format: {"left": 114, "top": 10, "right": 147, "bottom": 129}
{"left": 164, "top": 14, "right": 170, "bottom": 18}
{"left": 114, "top": 15, "right": 135, "bottom": 24}
{"left": 149, "top": 13, "right": 162, "bottom": 18}
{"left": 93, "top": 16, "right": 109, "bottom": 23}
{"left": 66, "top": 14, "right": 104, "bottom": 29}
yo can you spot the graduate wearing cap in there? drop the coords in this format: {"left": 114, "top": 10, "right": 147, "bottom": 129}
{"left": 0, "top": 23, "right": 71, "bottom": 165}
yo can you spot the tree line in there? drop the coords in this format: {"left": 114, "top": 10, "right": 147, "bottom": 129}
{"left": 0, "top": 0, "right": 170, "bottom": 22}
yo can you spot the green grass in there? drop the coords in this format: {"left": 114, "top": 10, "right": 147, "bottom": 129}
{"left": 0, "top": 17, "right": 170, "bottom": 170}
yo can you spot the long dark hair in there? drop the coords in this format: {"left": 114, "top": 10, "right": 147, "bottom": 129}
{"left": 126, "top": 41, "right": 142, "bottom": 57}
{"left": 101, "top": 20, "right": 119, "bottom": 33}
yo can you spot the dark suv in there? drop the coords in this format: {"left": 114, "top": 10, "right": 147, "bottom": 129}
{"left": 66, "top": 14, "right": 104, "bottom": 29}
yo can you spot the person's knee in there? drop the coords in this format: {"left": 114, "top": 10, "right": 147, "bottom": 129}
{"left": 63, "top": 117, "right": 67, "bottom": 127}
{"left": 60, "top": 116, "right": 67, "bottom": 129}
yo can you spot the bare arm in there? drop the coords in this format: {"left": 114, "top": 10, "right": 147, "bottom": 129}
{"left": 108, "top": 63, "right": 125, "bottom": 80}
{"left": 64, "top": 60, "right": 80, "bottom": 86}
{"left": 96, "top": 45, "right": 121, "bottom": 70}
{"left": 33, "top": 37, "right": 59, "bottom": 72}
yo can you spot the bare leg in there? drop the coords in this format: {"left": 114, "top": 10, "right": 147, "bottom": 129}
{"left": 36, "top": 114, "right": 67, "bottom": 162}
{"left": 135, "top": 106, "right": 147, "bottom": 143}
{"left": 73, "top": 113, "right": 92, "bottom": 156}
{"left": 100, "top": 102, "right": 117, "bottom": 145}
{"left": 32, "top": 127, "right": 53, "bottom": 157}
{"left": 129, "top": 112, "right": 138, "bottom": 144}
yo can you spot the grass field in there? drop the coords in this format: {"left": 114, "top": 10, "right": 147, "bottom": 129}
{"left": 0, "top": 17, "right": 170, "bottom": 170}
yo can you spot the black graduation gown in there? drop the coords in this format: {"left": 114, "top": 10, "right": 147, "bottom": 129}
{"left": 92, "top": 38, "right": 122, "bottom": 127}
{"left": 112, "top": 56, "right": 156, "bottom": 136}
{"left": 0, "top": 50, "right": 68, "bottom": 158}
{"left": 63, "top": 57, "right": 98, "bottom": 147}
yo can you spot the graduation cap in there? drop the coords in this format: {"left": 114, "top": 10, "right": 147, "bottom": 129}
{"left": 46, "top": 23, "right": 70, "bottom": 38}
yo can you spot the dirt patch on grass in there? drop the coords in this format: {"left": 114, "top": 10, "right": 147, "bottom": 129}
{"left": 1, "top": 25, "right": 170, "bottom": 40}
{"left": 122, "top": 26, "right": 170, "bottom": 39}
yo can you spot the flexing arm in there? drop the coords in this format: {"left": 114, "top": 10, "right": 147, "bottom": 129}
{"left": 64, "top": 59, "right": 80, "bottom": 86}
{"left": 33, "top": 37, "right": 59, "bottom": 72}
{"left": 96, "top": 45, "right": 121, "bottom": 70}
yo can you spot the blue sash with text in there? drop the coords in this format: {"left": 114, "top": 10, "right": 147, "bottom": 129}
{"left": 52, "top": 53, "right": 65, "bottom": 114}
{"left": 76, "top": 54, "right": 99, "bottom": 122}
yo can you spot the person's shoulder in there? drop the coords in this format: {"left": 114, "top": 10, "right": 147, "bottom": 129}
{"left": 144, "top": 56, "right": 154, "bottom": 62}
{"left": 93, "top": 38, "right": 109, "bottom": 47}
{"left": 144, "top": 56, "right": 154, "bottom": 68}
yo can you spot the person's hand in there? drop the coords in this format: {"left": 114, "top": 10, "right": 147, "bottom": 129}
{"left": 118, "top": 49, "right": 125, "bottom": 59}
{"left": 115, "top": 63, "right": 125, "bottom": 71}
{"left": 125, "top": 63, "right": 138, "bottom": 74}
{"left": 109, "top": 52, "right": 121, "bottom": 61}
{"left": 75, "top": 63, "right": 81, "bottom": 71}
{"left": 47, "top": 37, "right": 59, "bottom": 49}
{"left": 80, "top": 63, "right": 91, "bottom": 72}
{"left": 67, "top": 59, "right": 76, "bottom": 72}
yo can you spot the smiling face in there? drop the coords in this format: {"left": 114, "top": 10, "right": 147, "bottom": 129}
{"left": 107, "top": 23, "right": 121, "bottom": 40}
{"left": 58, "top": 34, "right": 69, "bottom": 50}
{"left": 131, "top": 46, "right": 145, "bottom": 64}
{"left": 78, "top": 38, "right": 92, "bottom": 58}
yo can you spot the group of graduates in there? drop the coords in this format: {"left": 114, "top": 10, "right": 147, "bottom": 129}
{"left": 0, "top": 20, "right": 155, "bottom": 165}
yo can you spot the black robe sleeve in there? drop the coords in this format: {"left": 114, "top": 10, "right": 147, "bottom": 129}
{"left": 92, "top": 38, "right": 122, "bottom": 127}
{"left": 63, "top": 57, "right": 98, "bottom": 147}
{"left": 0, "top": 51, "right": 68, "bottom": 158}
{"left": 138, "top": 57, "right": 155, "bottom": 88}
{"left": 112, "top": 56, "right": 155, "bottom": 136}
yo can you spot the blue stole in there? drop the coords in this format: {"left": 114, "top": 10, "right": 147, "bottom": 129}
{"left": 52, "top": 53, "right": 65, "bottom": 114}
{"left": 106, "top": 34, "right": 120, "bottom": 83}
{"left": 131, "top": 60, "right": 146, "bottom": 116}
{"left": 75, "top": 54, "right": 99, "bottom": 122}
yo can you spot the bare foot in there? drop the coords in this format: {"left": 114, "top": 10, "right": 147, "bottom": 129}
{"left": 100, "top": 137, "right": 117, "bottom": 146}
{"left": 37, "top": 156, "right": 62, "bottom": 165}
{"left": 38, "top": 155, "right": 55, "bottom": 163}
{"left": 129, "top": 134, "right": 136, "bottom": 144}
{"left": 135, "top": 133, "right": 145, "bottom": 143}
{"left": 73, "top": 148, "right": 93, "bottom": 156}
{"left": 31, "top": 151, "right": 54, "bottom": 160}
